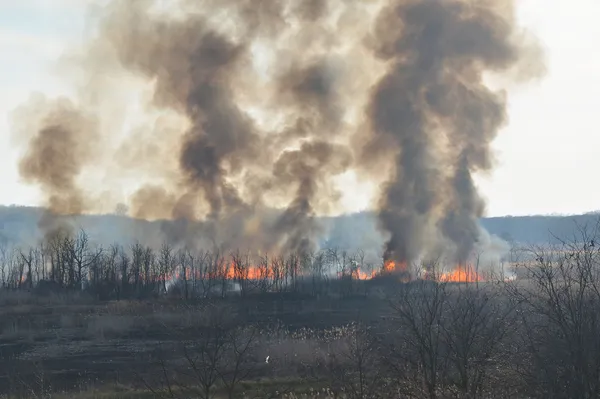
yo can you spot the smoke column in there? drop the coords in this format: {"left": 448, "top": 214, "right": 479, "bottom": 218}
{"left": 362, "top": 0, "right": 541, "bottom": 263}
{"left": 10, "top": 0, "right": 541, "bottom": 259}
{"left": 10, "top": 95, "right": 100, "bottom": 237}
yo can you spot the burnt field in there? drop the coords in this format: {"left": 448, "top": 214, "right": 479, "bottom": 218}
{"left": 2, "top": 267, "right": 600, "bottom": 398}
{"left": 0, "top": 293, "right": 374, "bottom": 394}
{"left": 0, "top": 0, "right": 552, "bottom": 395}
{"left": 0, "top": 289, "right": 399, "bottom": 398}
{"left": 1, "top": 223, "right": 600, "bottom": 398}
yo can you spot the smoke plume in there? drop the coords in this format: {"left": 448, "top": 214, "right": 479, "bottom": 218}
{"left": 10, "top": 0, "right": 541, "bottom": 260}
{"left": 361, "top": 0, "right": 540, "bottom": 263}
{"left": 11, "top": 94, "right": 100, "bottom": 237}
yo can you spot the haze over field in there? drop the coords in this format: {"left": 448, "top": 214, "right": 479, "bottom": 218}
{"left": 0, "top": 0, "right": 598, "bottom": 264}
{"left": 2, "top": 4, "right": 600, "bottom": 399}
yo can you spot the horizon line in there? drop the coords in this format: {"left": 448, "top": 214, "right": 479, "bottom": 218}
{"left": 1, "top": 203, "right": 599, "bottom": 220}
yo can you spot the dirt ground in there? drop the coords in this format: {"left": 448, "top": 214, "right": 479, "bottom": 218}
{"left": 0, "top": 292, "right": 390, "bottom": 397}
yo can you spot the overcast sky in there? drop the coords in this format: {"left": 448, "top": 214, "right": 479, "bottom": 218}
{"left": 0, "top": 0, "right": 598, "bottom": 217}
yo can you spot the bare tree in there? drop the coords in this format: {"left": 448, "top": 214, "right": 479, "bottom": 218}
{"left": 18, "top": 248, "right": 34, "bottom": 289}
{"left": 181, "top": 311, "right": 229, "bottom": 399}
{"left": 143, "top": 245, "right": 156, "bottom": 294}
{"left": 386, "top": 280, "right": 448, "bottom": 399}
{"left": 0, "top": 241, "right": 10, "bottom": 288}
{"left": 177, "top": 248, "right": 190, "bottom": 300}
{"left": 118, "top": 246, "right": 130, "bottom": 300}
{"left": 231, "top": 250, "right": 250, "bottom": 297}
{"left": 34, "top": 245, "right": 45, "bottom": 283}
{"left": 510, "top": 220, "right": 600, "bottom": 398}
{"left": 285, "top": 252, "right": 301, "bottom": 293}
{"left": 131, "top": 241, "right": 145, "bottom": 295}
{"left": 271, "top": 255, "right": 286, "bottom": 293}
{"left": 217, "top": 324, "right": 259, "bottom": 399}
{"left": 158, "top": 242, "right": 175, "bottom": 294}
{"left": 70, "top": 229, "right": 100, "bottom": 290}
{"left": 440, "top": 284, "right": 520, "bottom": 398}
{"left": 325, "top": 323, "right": 386, "bottom": 399}
{"left": 97, "top": 243, "right": 120, "bottom": 300}
{"left": 202, "top": 249, "right": 227, "bottom": 298}
{"left": 142, "top": 304, "right": 259, "bottom": 399}
{"left": 256, "top": 253, "right": 273, "bottom": 294}
{"left": 310, "top": 250, "right": 327, "bottom": 296}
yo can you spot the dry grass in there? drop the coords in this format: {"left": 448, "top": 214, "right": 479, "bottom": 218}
{"left": 0, "top": 379, "right": 335, "bottom": 399}
{"left": 0, "top": 290, "right": 94, "bottom": 308}
{"left": 0, "top": 297, "right": 370, "bottom": 399}
{"left": 0, "top": 297, "right": 188, "bottom": 346}
{"left": 86, "top": 314, "right": 135, "bottom": 340}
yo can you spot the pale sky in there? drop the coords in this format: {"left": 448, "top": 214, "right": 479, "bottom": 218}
{"left": 0, "top": 0, "right": 598, "bottom": 217}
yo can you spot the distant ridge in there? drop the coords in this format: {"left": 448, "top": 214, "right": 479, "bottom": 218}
{"left": 0, "top": 205, "right": 599, "bottom": 248}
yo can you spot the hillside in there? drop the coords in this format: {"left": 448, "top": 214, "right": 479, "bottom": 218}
{"left": 0, "top": 205, "right": 598, "bottom": 249}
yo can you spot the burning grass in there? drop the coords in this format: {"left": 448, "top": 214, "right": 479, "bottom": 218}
{"left": 440, "top": 264, "right": 484, "bottom": 283}
{"left": 351, "top": 259, "right": 487, "bottom": 284}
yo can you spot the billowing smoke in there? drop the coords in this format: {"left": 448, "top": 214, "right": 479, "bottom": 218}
{"left": 361, "top": 0, "right": 541, "bottom": 263}
{"left": 10, "top": 95, "right": 100, "bottom": 237}
{"left": 9, "top": 0, "right": 541, "bottom": 259}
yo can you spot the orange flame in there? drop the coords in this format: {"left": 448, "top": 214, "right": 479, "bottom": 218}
{"left": 383, "top": 260, "right": 407, "bottom": 273}
{"left": 440, "top": 264, "right": 483, "bottom": 283}
{"left": 159, "top": 259, "right": 485, "bottom": 285}
{"left": 226, "top": 262, "right": 275, "bottom": 280}
{"left": 343, "top": 260, "right": 409, "bottom": 281}
{"left": 384, "top": 260, "right": 395, "bottom": 272}
{"left": 351, "top": 268, "right": 378, "bottom": 280}
{"left": 162, "top": 262, "right": 277, "bottom": 283}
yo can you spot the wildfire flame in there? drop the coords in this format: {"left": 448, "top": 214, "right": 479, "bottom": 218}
{"left": 440, "top": 264, "right": 483, "bottom": 283}
{"left": 352, "top": 269, "right": 377, "bottom": 280}
{"left": 383, "top": 260, "right": 407, "bottom": 273}
{"left": 160, "top": 258, "right": 486, "bottom": 285}
{"left": 349, "top": 260, "right": 409, "bottom": 281}
{"left": 162, "top": 262, "right": 273, "bottom": 283}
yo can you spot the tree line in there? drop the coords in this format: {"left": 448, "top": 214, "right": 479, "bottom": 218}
{"left": 133, "top": 218, "right": 600, "bottom": 398}
{"left": 0, "top": 228, "right": 387, "bottom": 300}
{"left": 3, "top": 220, "right": 600, "bottom": 398}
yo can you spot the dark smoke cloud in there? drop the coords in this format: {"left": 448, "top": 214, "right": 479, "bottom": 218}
{"left": 89, "top": 0, "right": 355, "bottom": 253}
{"left": 10, "top": 0, "right": 541, "bottom": 260}
{"left": 268, "top": 58, "right": 350, "bottom": 253}
{"left": 11, "top": 95, "right": 99, "bottom": 236}
{"left": 362, "top": 0, "right": 540, "bottom": 263}
{"left": 100, "top": 4, "right": 256, "bottom": 220}
{"left": 270, "top": 141, "right": 352, "bottom": 253}
{"left": 278, "top": 60, "right": 343, "bottom": 131}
